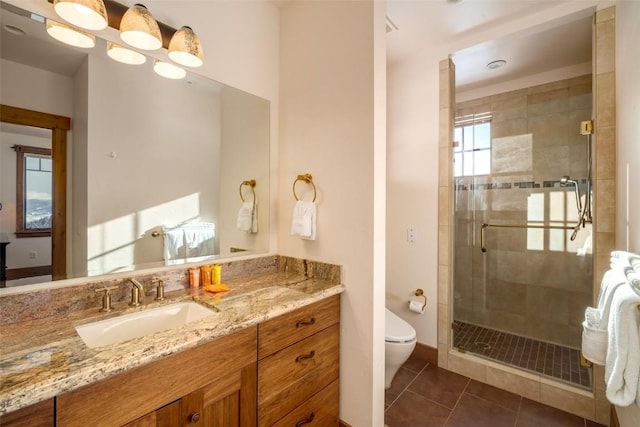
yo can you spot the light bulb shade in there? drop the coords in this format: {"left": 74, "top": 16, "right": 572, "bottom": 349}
{"left": 120, "top": 4, "right": 162, "bottom": 51}
{"left": 53, "top": 0, "right": 108, "bottom": 31}
{"left": 46, "top": 19, "right": 95, "bottom": 48}
{"left": 153, "top": 60, "right": 186, "bottom": 80}
{"left": 107, "top": 41, "right": 146, "bottom": 65}
{"left": 168, "top": 26, "right": 204, "bottom": 68}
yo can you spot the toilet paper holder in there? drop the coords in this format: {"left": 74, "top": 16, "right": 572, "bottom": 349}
{"left": 411, "top": 288, "right": 427, "bottom": 311}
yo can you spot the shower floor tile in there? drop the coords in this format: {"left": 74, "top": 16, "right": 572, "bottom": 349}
{"left": 453, "top": 322, "right": 592, "bottom": 390}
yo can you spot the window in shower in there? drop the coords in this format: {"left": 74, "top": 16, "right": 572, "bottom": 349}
{"left": 453, "top": 112, "right": 492, "bottom": 177}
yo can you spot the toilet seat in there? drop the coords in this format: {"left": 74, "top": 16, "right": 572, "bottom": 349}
{"left": 385, "top": 308, "right": 416, "bottom": 343}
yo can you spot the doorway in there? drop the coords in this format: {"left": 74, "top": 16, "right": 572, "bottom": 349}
{"left": 0, "top": 104, "right": 69, "bottom": 285}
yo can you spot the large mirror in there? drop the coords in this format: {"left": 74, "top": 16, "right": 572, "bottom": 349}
{"left": 0, "top": 1, "right": 270, "bottom": 288}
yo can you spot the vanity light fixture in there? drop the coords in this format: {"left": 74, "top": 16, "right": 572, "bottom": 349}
{"left": 106, "top": 41, "right": 146, "bottom": 65}
{"left": 119, "top": 3, "right": 162, "bottom": 51}
{"left": 46, "top": 19, "right": 96, "bottom": 48}
{"left": 153, "top": 59, "right": 186, "bottom": 80}
{"left": 168, "top": 26, "right": 204, "bottom": 67}
{"left": 53, "top": 0, "right": 108, "bottom": 31}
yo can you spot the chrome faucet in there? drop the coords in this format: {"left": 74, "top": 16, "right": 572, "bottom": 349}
{"left": 129, "top": 278, "right": 145, "bottom": 307}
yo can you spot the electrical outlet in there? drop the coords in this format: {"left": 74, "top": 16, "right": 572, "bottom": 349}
{"left": 29, "top": 251, "right": 37, "bottom": 259}
{"left": 407, "top": 228, "right": 416, "bottom": 243}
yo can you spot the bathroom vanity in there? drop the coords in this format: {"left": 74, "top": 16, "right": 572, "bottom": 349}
{"left": 0, "top": 257, "right": 343, "bottom": 427}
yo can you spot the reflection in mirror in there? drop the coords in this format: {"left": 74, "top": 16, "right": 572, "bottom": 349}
{"left": 0, "top": 2, "right": 270, "bottom": 288}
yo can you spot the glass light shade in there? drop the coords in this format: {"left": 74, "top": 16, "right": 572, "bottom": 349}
{"left": 106, "top": 41, "right": 146, "bottom": 65}
{"left": 168, "top": 26, "right": 204, "bottom": 68}
{"left": 153, "top": 60, "right": 186, "bottom": 80}
{"left": 46, "top": 19, "right": 95, "bottom": 49}
{"left": 53, "top": 0, "right": 108, "bottom": 31}
{"left": 119, "top": 4, "right": 162, "bottom": 51}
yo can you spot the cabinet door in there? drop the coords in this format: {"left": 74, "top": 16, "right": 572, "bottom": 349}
{"left": 182, "top": 362, "right": 257, "bottom": 427}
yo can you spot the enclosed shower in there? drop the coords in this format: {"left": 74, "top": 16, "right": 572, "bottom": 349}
{"left": 452, "top": 75, "right": 594, "bottom": 389}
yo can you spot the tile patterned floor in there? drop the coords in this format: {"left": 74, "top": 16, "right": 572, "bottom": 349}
{"left": 453, "top": 322, "right": 592, "bottom": 390}
{"left": 384, "top": 353, "right": 606, "bottom": 427}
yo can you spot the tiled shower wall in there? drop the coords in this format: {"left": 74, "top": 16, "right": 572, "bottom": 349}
{"left": 453, "top": 76, "right": 593, "bottom": 348}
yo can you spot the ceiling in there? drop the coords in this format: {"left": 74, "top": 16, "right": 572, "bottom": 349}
{"left": 2, "top": 1, "right": 595, "bottom": 94}
{"left": 386, "top": 0, "right": 595, "bottom": 92}
{"left": 0, "top": 2, "right": 87, "bottom": 76}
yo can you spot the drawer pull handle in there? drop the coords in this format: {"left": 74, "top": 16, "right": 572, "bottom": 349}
{"left": 296, "top": 317, "right": 316, "bottom": 328}
{"left": 188, "top": 412, "right": 201, "bottom": 423}
{"left": 295, "top": 350, "right": 316, "bottom": 363}
{"left": 295, "top": 412, "right": 316, "bottom": 426}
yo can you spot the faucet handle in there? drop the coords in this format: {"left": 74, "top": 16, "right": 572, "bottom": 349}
{"left": 95, "top": 286, "right": 117, "bottom": 312}
{"left": 151, "top": 278, "right": 166, "bottom": 301}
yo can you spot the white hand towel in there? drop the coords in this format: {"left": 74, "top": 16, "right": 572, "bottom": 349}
{"left": 290, "top": 201, "right": 316, "bottom": 240}
{"left": 594, "top": 270, "right": 628, "bottom": 330}
{"left": 183, "top": 223, "right": 215, "bottom": 257}
{"left": 237, "top": 202, "right": 256, "bottom": 233}
{"left": 163, "top": 228, "right": 185, "bottom": 260}
{"left": 605, "top": 284, "right": 640, "bottom": 406}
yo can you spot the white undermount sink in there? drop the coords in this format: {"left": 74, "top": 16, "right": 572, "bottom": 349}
{"left": 75, "top": 301, "right": 217, "bottom": 349}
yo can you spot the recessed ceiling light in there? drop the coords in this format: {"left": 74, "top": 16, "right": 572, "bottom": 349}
{"left": 487, "top": 60, "right": 507, "bottom": 70}
{"left": 3, "top": 24, "right": 26, "bottom": 36}
{"left": 447, "top": 0, "right": 464, "bottom": 4}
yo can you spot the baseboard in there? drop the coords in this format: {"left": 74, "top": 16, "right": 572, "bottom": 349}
{"left": 339, "top": 420, "right": 352, "bottom": 427}
{"left": 413, "top": 342, "right": 438, "bottom": 364}
{"left": 6, "top": 265, "right": 52, "bottom": 280}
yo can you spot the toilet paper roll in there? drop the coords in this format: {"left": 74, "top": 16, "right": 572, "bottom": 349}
{"left": 408, "top": 298, "right": 425, "bottom": 314}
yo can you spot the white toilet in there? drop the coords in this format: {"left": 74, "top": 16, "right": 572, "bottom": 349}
{"left": 385, "top": 308, "right": 417, "bottom": 389}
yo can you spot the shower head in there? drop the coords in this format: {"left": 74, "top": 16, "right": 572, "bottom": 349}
{"left": 560, "top": 175, "right": 570, "bottom": 185}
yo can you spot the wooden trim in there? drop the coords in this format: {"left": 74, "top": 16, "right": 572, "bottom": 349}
{"left": 0, "top": 105, "right": 70, "bottom": 130}
{"left": 15, "top": 231, "right": 51, "bottom": 238}
{"left": 51, "top": 128, "right": 67, "bottom": 280}
{"left": 6, "top": 265, "right": 52, "bottom": 281}
{"left": 1, "top": 104, "right": 68, "bottom": 280}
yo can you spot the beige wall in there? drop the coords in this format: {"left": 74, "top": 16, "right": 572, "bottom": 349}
{"left": 278, "top": 1, "right": 387, "bottom": 425}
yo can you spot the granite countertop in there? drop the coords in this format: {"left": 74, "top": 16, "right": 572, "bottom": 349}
{"left": 0, "top": 272, "right": 344, "bottom": 415}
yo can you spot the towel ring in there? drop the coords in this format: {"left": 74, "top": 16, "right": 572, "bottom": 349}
{"left": 293, "top": 173, "right": 317, "bottom": 202}
{"left": 239, "top": 179, "right": 256, "bottom": 203}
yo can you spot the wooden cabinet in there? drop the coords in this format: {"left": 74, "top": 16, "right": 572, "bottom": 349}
{"left": 257, "top": 295, "right": 340, "bottom": 426}
{"left": 56, "top": 327, "right": 257, "bottom": 427}
{"left": 0, "top": 398, "right": 54, "bottom": 427}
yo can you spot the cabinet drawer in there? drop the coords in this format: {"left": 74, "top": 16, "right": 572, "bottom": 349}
{"left": 0, "top": 398, "right": 54, "bottom": 427}
{"left": 258, "top": 324, "right": 339, "bottom": 426}
{"left": 258, "top": 295, "right": 339, "bottom": 358}
{"left": 271, "top": 380, "right": 339, "bottom": 427}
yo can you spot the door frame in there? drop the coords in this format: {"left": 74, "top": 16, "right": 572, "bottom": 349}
{"left": 1, "top": 104, "right": 70, "bottom": 280}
